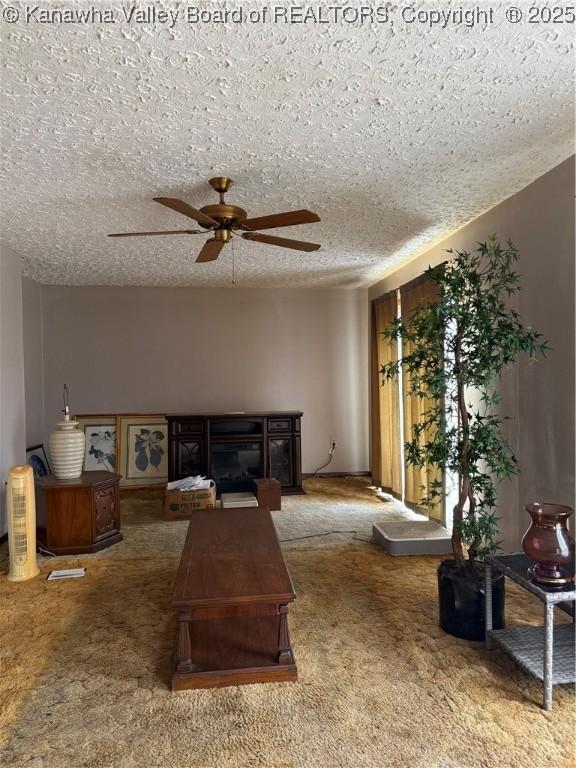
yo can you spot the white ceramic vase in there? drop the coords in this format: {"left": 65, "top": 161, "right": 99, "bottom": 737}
{"left": 48, "top": 416, "right": 85, "bottom": 480}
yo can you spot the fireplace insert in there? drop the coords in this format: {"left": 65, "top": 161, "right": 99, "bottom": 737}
{"left": 210, "top": 442, "right": 262, "bottom": 493}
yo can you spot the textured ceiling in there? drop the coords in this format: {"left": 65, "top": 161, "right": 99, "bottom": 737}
{"left": 0, "top": 1, "right": 573, "bottom": 288}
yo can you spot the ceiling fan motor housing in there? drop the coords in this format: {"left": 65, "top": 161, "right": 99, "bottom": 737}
{"left": 199, "top": 203, "right": 248, "bottom": 229}
{"left": 198, "top": 176, "right": 245, "bottom": 231}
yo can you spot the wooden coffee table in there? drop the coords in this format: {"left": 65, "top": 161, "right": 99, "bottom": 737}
{"left": 171, "top": 506, "right": 297, "bottom": 690}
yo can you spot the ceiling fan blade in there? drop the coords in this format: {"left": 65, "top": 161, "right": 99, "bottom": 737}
{"left": 196, "top": 238, "right": 225, "bottom": 263}
{"left": 153, "top": 197, "right": 219, "bottom": 227}
{"left": 240, "top": 209, "right": 320, "bottom": 231}
{"left": 108, "top": 229, "right": 204, "bottom": 237}
{"left": 242, "top": 232, "right": 321, "bottom": 252}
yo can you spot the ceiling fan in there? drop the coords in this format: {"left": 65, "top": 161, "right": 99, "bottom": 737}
{"left": 108, "top": 177, "right": 321, "bottom": 263}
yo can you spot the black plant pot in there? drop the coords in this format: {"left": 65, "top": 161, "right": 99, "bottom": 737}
{"left": 438, "top": 559, "right": 505, "bottom": 641}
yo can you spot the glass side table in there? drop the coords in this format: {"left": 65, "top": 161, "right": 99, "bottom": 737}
{"left": 485, "top": 553, "right": 575, "bottom": 711}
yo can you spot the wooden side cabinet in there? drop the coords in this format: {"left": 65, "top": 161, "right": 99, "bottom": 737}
{"left": 37, "top": 471, "right": 122, "bottom": 555}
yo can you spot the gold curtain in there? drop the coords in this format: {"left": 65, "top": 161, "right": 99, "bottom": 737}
{"left": 401, "top": 276, "right": 443, "bottom": 520}
{"left": 370, "top": 292, "right": 402, "bottom": 498}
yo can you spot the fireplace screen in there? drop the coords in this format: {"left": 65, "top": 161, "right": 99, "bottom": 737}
{"left": 210, "top": 442, "right": 262, "bottom": 492}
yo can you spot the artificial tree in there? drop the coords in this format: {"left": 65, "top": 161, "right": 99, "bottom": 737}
{"left": 381, "top": 236, "right": 548, "bottom": 569}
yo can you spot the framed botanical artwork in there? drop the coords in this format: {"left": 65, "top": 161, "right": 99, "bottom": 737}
{"left": 117, "top": 415, "right": 168, "bottom": 487}
{"left": 26, "top": 444, "right": 52, "bottom": 479}
{"left": 75, "top": 415, "right": 117, "bottom": 472}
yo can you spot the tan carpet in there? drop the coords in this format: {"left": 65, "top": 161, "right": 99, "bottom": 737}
{"left": 0, "top": 478, "right": 573, "bottom": 768}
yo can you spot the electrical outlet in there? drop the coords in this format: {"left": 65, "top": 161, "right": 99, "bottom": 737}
{"left": 330, "top": 438, "right": 337, "bottom": 452}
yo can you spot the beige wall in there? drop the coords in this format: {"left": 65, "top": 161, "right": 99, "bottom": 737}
{"left": 22, "top": 277, "right": 45, "bottom": 447}
{"left": 369, "top": 156, "right": 575, "bottom": 549}
{"left": 0, "top": 245, "right": 27, "bottom": 536}
{"left": 39, "top": 285, "right": 369, "bottom": 475}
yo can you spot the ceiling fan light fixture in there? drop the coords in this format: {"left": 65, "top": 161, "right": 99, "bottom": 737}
{"left": 214, "top": 229, "right": 232, "bottom": 243}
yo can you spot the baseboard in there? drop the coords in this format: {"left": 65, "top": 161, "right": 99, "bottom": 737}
{"left": 302, "top": 471, "right": 371, "bottom": 479}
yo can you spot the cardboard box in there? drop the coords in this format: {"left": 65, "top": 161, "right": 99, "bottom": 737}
{"left": 164, "top": 480, "right": 217, "bottom": 520}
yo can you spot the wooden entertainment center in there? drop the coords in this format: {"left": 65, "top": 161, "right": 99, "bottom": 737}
{"left": 166, "top": 411, "right": 303, "bottom": 494}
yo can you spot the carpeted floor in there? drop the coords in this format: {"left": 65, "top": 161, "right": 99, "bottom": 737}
{"left": 0, "top": 478, "right": 573, "bottom": 768}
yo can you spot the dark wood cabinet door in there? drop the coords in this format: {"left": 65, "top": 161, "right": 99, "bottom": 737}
{"left": 175, "top": 440, "right": 204, "bottom": 478}
{"left": 268, "top": 437, "right": 294, "bottom": 488}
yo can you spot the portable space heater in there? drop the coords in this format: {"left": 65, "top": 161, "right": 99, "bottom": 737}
{"left": 7, "top": 465, "right": 39, "bottom": 582}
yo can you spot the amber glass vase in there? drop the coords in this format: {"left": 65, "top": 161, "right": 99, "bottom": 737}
{"left": 522, "top": 503, "right": 575, "bottom": 586}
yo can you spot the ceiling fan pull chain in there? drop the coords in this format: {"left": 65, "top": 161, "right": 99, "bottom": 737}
{"left": 232, "top": 238, "right": 236, "bottom": 285}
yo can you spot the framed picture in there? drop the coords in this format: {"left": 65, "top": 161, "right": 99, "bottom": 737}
{"left": 75, "top": 415, "right": 117, "bottom": 472}
{"left": 26, "top": 444, "right": 51, "bottom": 479}
{"left": 117, "top": 415, "right": 168, "bottom": 487}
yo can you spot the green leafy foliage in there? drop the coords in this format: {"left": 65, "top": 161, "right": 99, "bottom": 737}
{"left": 381, "top": 236, "right": 549, "bottom": 563}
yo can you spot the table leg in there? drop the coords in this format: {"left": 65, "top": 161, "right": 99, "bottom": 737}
{"left": 543, "top": 603, "right": 554, "bottom": 711}
{"left": 485, "top": 562, "right": 493, "bottom": 648}
{"left": 277, "top": 604, "right": 294, "bottom": 665}
{"left": 176, "top": 611, "right": 195, "bottom": 673}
